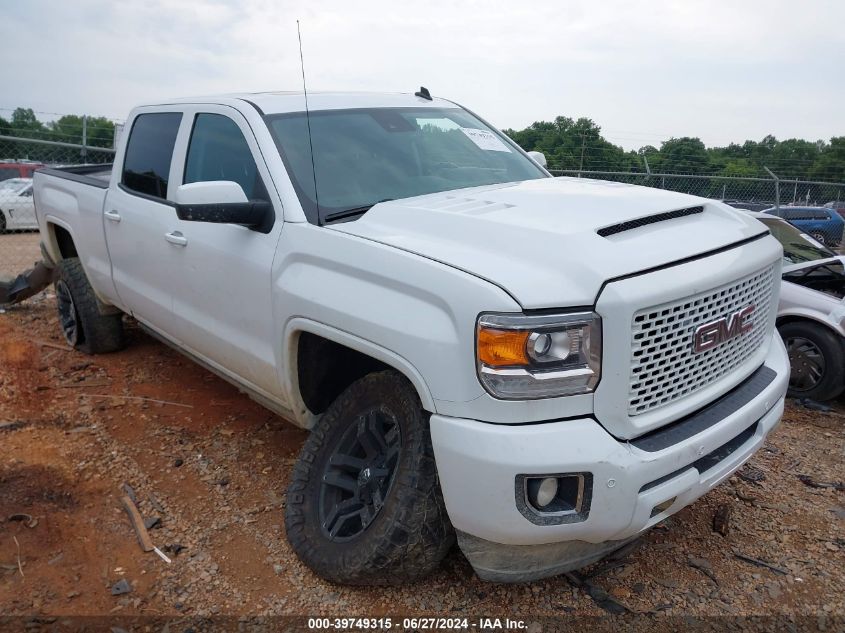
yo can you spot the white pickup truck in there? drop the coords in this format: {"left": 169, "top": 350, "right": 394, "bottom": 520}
{"left": 33, "top": 90, "right": 789, "bottom": 584}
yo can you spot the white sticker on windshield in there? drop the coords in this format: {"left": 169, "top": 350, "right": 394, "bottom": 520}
{"left": 460, "top": 127, "right": 511, "bottom": 152}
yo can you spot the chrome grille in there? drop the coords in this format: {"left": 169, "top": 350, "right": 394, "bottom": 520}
{"left": 628, "top": 265, "right": 776, "bottom": 416}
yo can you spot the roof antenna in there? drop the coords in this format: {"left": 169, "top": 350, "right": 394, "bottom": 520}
{"left": 297, "top": 19, "right": 320, "bottom": 219}
{"left": 414, "top": 86, "right": 432, "bottom": 100}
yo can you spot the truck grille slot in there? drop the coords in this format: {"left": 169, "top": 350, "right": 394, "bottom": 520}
{"left": 628, "top": 264, "right": 776, "bottom": 416}
{"left": 597, "top": 206, "right": 703, "bottom": 237}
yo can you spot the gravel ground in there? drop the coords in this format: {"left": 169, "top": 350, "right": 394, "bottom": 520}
{"left": 0, "top": 294, "right": 843, "bottom": 628}
{"left": 0, "top": 232, "right": 41, "bottom": 281}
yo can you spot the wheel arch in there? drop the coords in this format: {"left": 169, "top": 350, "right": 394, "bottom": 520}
{"left": 282, "top": 317, "right": 437, "bottom": 430}
{"left": 44, "top": 219, "right": 79, "bottom": 261}
{"left": 777, "top": 311, "right": 845, "bottom": 340}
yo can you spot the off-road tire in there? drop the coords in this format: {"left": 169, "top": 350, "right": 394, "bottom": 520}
{"left": 780, "top": 320, "right": 845, "bottom": 401}
{"left": 285, "top": 370, "right": 455, "bottom": 585}
{"left": 55, "top": 257, "right": 125, "bottom": 354}
{"left": 0, "top": 211, "right": 6, "bottom": 233}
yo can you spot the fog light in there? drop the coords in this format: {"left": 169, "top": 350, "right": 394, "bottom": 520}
{"left": 534, "top": 477, "right": 558, "bottom": 508}
{"left": 518, "top": 473, "right": 592, "bottom": 525}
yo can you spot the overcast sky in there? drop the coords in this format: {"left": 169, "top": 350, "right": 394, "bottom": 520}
{"left": 3, "top": 0, "right": 843, "bottom": 150}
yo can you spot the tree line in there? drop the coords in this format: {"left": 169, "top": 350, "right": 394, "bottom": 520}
{"left": 504, "top": 116, "right": 845, "bottom": 183}
{"left": 2, "top": 106, "right": 843, "bottom": 183}
{"left": 0, "top": 107, "right": 116, "bottom": 162}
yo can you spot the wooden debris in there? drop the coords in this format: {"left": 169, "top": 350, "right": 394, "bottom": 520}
{"left": 732, "top": 551, "right": 788, "bottom": 575}
{"left": 564, "top": 571, "right": 629, "bottom": 614}
{"left": 688, "top": 556, "right": 719, "bottom": 585}
{"left": 77, "top": 393, "right": 193, "bottom": 409}
{"left": 797, "top": 475, "right": 845, "bottom": 491}
{"left": 34, "top": 340, "right": 72, "bottom": 352}
{"left": 121, "top": 495, "right": 154, "bottom": 553}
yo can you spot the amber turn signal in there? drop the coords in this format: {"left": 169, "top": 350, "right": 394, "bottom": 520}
{"left": 477, "top": 328, "right": 530, "bottom": 367}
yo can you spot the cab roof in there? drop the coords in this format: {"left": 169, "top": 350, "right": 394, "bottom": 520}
{"left": 163, "top": 91, "right": 456, "bottom": 115}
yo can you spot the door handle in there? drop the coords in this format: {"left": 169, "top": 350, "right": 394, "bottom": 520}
{"left": 105, "top": 209, "right": 121, "bottom": 222}
{"left": 165, "top": 231, "right": 188, "bottom": 247}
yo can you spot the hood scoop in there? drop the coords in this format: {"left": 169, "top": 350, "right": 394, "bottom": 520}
{"left": 597, "top": 206, "right": 704, "bottom": 237}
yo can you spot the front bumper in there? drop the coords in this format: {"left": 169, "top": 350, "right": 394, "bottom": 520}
{"left": 430, "top": 333, "right": 789, "bottom": 581}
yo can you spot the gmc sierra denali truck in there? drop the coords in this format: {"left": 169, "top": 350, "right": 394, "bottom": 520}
{"left": 32, "top": 90, "right": 789, "bottom": 584}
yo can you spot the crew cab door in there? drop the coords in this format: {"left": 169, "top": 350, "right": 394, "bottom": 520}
{"left": 104, "top": 110, "right": 184, "bottom": 330}
{"left": 165, "top": 106, "right": 283, "bottom": 397}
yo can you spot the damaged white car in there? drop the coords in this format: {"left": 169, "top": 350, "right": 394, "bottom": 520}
{"left": 746, "top": 211, "right": 845, "bottom": 401}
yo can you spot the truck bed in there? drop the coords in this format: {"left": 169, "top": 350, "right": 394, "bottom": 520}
{"left": 37, "top": 164, "right": 113, "bottom": 189}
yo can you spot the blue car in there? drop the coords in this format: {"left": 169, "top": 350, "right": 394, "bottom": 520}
{"left": 764, "top": 206, "right": 844, "bottom": 247}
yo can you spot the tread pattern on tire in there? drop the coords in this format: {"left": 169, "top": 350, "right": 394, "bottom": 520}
{"left": 285, "top": 370, "right": 455, "bottom": 585}
{"left": 56, "top": 257, "right": 125, "bottom": 355}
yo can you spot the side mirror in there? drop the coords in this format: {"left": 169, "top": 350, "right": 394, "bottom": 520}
{"left": 174, "top": 181, "right": 270, "bottom": 228}
{"left": 526, "top": 151, "right": 547, "bottom": 168}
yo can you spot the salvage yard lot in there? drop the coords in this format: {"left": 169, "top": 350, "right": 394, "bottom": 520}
{"left": 0, "top": 232, "right": 41, "bottom": 279}
{"left": 1, "top": 296, "right": 843, "bottom": 621}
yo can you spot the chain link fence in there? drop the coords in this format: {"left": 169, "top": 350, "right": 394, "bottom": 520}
{"left": 0, "top": 135, "right": 114, "bottom": 295}
{"left": 548, "top": 169, "right": 845, "bottom": 211}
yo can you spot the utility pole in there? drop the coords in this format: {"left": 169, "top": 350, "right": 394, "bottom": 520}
{"left": 764, "top": 166, "right": 779, "bottom": 213}
{"left": 81, "top": 115, "right": 88, "bottom": 161}
{"left": 578, "top": 134, "right": 586, "bottom": 176}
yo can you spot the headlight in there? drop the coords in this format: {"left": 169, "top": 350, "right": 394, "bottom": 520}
{"left": 476, "top": 312, "right": 602, "bottom": 399}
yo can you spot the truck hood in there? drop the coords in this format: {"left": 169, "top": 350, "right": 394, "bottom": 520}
{"left": 330, "top": 178, "right": 769, "bottom": 308}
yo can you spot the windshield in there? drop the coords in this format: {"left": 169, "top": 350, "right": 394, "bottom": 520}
{"left": 265, "top": 107, "right": 547, "bottom": 224}
{"left": 758, "top": 217, "right": 836, "bottom": 264}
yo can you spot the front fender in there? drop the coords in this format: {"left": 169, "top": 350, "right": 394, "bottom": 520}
{"left": 272, "top": 223, "right": 520, "bottom": 426}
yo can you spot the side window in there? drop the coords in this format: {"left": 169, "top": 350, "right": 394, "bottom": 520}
{"left": 121, "top": 113, "right": 182, "bottom": 199}
{"left": 184, "top": 114, "right": 268, "bottom": 201}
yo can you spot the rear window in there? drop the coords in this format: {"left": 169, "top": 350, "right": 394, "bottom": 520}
{"left": 121, "top": 113, "right": 183, "bottom": 199}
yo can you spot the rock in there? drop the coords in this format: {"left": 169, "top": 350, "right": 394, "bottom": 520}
{"left": 767, "top": 584, "right": 783, "bottom": 599}
{"left": 174, "top": 459, "right": 184, "bottom": 468}
{"left": 143, "top": 517, "right": 161, "bottom": 530}
{"left": 110, "top": 579, "right": 132, "bottom": 596}
{"left": 655, "top": 577, "right": 680, "bottom": 589}
{"left": 273, "top": 564, "right": 284, "bottom": 575}
{"left": 632, "top": 583, "right": 645, "bottom": 595}
{"left": 688, "top": 556, "right": 712, "bottom": 570}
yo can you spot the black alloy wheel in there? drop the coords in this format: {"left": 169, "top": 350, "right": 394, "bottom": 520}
{"left": 319, "top": 408, "right": 402, "bottom": 542}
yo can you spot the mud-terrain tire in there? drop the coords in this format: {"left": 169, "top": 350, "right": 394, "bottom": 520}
{"left": 54, "top": 257, "right": 125, "bottom": 354}
{"left": 0, "top": 211, "right": 6, "bottom": 233}
{"left": 285, "top": 370, "right": 455, "bottom": 585}
{"left": 780, "top": 320, "right": 845, "bottom": 402}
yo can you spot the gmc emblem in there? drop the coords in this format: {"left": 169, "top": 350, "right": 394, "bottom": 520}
{"left": 692, "top": 304, "right": 755, "bottom": 353}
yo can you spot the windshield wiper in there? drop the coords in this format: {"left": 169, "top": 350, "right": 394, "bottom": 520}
{"left": 323, "top": 199, "right": 394, "bottom": 224}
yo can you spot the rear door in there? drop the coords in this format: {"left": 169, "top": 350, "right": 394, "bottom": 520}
{"left": 104, "top": 110, "right": 184, "bottom": 330}
{"left": 165, "top": 106, "right": 284, "bottom": 396}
